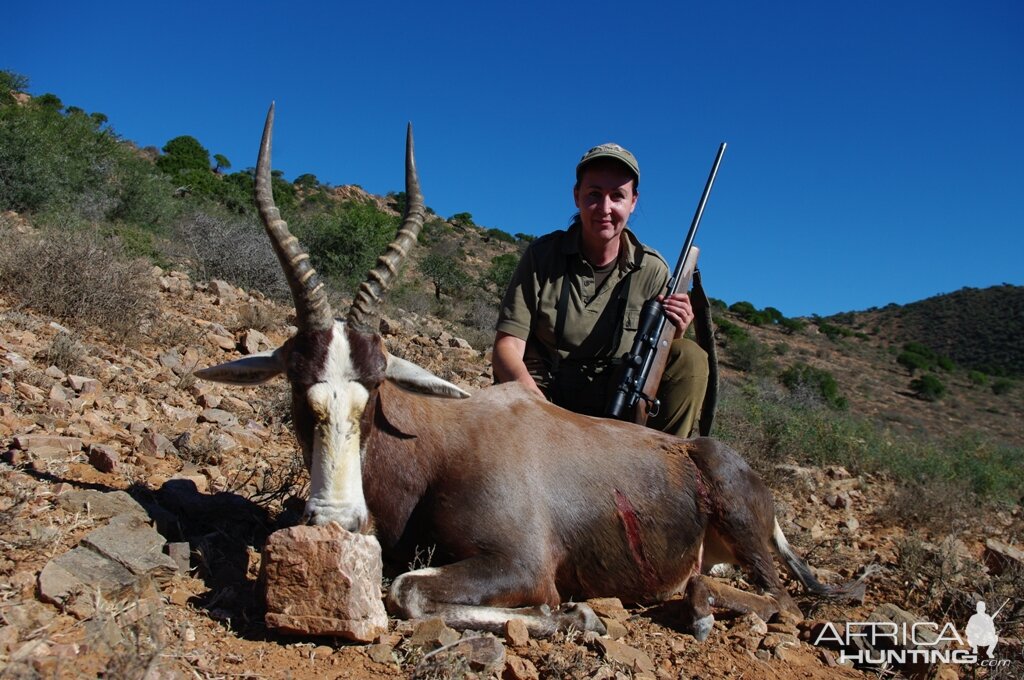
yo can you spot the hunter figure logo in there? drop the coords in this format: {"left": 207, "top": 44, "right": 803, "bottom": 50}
{"left": 814, "top": 599, "right": 1010, "bottom": 668}
{"left": 965, "top": 600, "right": 998, "bottom": 658}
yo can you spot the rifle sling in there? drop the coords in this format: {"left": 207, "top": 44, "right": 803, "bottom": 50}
{"left": 691, "top": 268, "right": 718, "bottom": 436}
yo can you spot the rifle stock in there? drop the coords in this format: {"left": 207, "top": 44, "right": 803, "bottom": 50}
{"left": 632, "top": 247, "right": 700, "bottom": 425}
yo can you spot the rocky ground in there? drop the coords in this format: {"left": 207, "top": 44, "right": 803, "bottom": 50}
{"left": 1, "top": 269, "right": 1022, "bottom": 679}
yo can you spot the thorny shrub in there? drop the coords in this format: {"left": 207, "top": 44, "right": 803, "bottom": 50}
{"left": 0, "top": 226, "right": 157, "bottom": 341}
{"left": 232, "top": 301, "right": 284, "bottom": 333}
{"left": 882, "top": 479, "right": 977, "bottom": 531}
{"left": 174, "top": 210, "right": 289, "bottom": 301}
{"left": 41, "top": 331, "right": 86, "bottom": 374}
{"left": 894, "top": 533, "right": 1024, "bottom": 654}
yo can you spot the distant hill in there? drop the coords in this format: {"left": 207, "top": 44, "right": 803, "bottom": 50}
{"left": 827, "top": 284, "right": 1024, "bottom": 377}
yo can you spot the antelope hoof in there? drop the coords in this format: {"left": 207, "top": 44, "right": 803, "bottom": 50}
{"left": 557, "top": 602, "right": 606, "bottom": 634}
{"left": 692, "top": 613, "right": 715, "bottom": 642}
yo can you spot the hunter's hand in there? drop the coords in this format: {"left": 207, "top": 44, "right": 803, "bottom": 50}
{"left": 493, "top": 332, "right": 549, "bottom": 400}
{"left": 659, "top": 293, "right": 693, "bottom": 339}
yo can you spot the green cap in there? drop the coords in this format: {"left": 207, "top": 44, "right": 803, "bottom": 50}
{"left": 576, "top": 143, "right": 640, "bottom": 185}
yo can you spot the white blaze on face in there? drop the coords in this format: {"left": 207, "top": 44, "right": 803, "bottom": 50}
{"left": 303, "top": 323, "right": 370, "bottom": 531}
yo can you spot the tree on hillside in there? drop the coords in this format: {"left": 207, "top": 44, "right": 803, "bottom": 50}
{"left": 33, "top": 93, "right": 63, "bottom": 113}
{"left": 485, "top": 253, "right": 518, "bottom": 292}
{"left": 386, "top": 191, "right": 407, "bottom": 215}
{"left": 449, "top": 212, "right": 475, "bottom": 228}
{"left": 213, "top": 154, "right": 231, "bottom": 174}
{"left": 420, "top": 241, "right": 471, "bottom": 300}
{"left": 293, "top": 201, "right": 398, "bottom": 288}
{"left": 0, "top": 70, "right": 29, "bottom": 104}
{"left": 157, "top": 135, "right": 212, "bottom": 176}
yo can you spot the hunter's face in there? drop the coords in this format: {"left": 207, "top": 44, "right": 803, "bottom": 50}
{"left": 574, "top": 161, "right": 638, "bottom": 256}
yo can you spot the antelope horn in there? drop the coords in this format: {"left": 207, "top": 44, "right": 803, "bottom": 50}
{"left": 347, "top": 123, "right": 425, "bottom": 333}
{"left": 255, "top": 103, "right": 333, "bottom": 331}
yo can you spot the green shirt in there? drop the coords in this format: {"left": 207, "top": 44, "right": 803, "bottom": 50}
{"left": 496, "top": 222, "right": 669, "bottom": 371}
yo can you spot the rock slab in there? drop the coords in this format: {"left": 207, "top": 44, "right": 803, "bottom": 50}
{"left": 38, "top": 510, "right": 173, "bottom": 618}
{"left": 81, "top": 513, "right": 178, "bottom": 582}
{"left": 262, "top": 523, "right": 387, "bottom": 642}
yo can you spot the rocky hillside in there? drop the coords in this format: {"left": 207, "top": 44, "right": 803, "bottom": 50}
{"left": 1, "top": 254, "right": 1022, "bottom": 678}
{"left": 826, "top": 285, "right": 1024, "bottom": 378}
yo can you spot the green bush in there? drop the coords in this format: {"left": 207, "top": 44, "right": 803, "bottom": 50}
{"left": 0, "top": 70, "right": 29, "bottom": 104}
{"left": 485, "top": 253, "right": 518, "bottom": 292}
{"left": 715, "top": 317, "right": 748, "bottom": 343}
{"left": 0, "top": 97, "right": 176, "bottom": 228}
{"left": 745, "top": 310, "right": 774, "bottom": 326}
{"left": 968, "top": 370, "right": 988, "bottom": 386}
{"left": 816, "top": 321, "right": 852, "bottom": 341}
{"left": 903, "top": 341, "right": 936, "bottom": 361}
{"left": 897, "top": 351, "right": 931, "bottom": 375}
{"left": 484, "top": 227, "right": 515, "bottom": 243}
{"left": 213, "top": 154, "right": 231, "bottom": 173}
{"left": 292, "top": 201, "right": 399, "bottom": 290}
{"left": 724, "top": 335, "right": 773, "bottom": 374}
{"left": 779, "top": 362, "right": 847, "bottom": 409}
{"left": 910, "top": 373, "right": 946, "bottom": 401}
{"left": 779, "top": 317, "right": 807, "bottom": 334}
{"left": 763, "top": 306, "right": 785, "bottom": 324}
{"left": 728, "top": 301, "right": 756, "bottom": 318}
{"left": 937, "top": 355, "right": 956, "bottom": 371}
{"left": 384, "top": 191, "right": 407, "bottom": 215}
{"left": 295, "top": 173, "right": 321, "bottom": 191}
{"left": 992, "top": 378, "right": 1014, "bottom": 396}
{"left": 448, "top": 211, "right": 475, "bottom": 227}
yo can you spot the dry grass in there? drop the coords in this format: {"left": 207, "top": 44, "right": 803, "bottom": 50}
{"left": 83, "top": 592, "right": 175, "bottom": 679}
{"left": 0, "top": 226, "right": 157, "bottom": 341}
{"left": 232, "top": 301, "right": 284, "bottom": 333}
{"left": 40, "top": 331, "right": 85, "bottom": 375}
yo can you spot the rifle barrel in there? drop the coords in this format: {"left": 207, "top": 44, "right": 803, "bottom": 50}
{"left": 668, "top": 142, "right": 727, "bottom": 296}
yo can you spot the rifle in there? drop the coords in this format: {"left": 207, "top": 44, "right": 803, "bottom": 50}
{"left": 606, "top": 142, "right": 726, "bottom": 428}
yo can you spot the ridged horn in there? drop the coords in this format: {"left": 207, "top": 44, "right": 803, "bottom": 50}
{"left": 255, "top": 103, "right": 333, "bottom": 331}
{"left": 347, "top": 123, "right": 425, "bottom": 332}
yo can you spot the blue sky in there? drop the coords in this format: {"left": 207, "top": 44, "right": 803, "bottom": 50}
{"left": 7, "top": 1, "right": 1022, "bottom": 317}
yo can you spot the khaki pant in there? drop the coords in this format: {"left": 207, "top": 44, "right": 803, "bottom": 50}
{"left": 536, "top": 338, "right": 709, "bottom": 438}
{"left": 647, "top": 338, "right": 709, "bottom": 438}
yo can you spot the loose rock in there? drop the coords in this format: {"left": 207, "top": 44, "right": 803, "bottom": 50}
{"left": 409, "top": 617, "right": 461, "bottom": 650}
{"left": 262, "top": 523, "right": 388, "bottom": 642}
{"left": 504, "top": 618, "right": 530, "bottom": 646}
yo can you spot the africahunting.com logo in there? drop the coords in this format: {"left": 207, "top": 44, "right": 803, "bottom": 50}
{"left": 815, "top": 599, "right": 1011, "bottom": 668}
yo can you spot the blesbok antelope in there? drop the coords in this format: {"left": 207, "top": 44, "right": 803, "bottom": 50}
{"left": 197, "top": 105, "right": 870, "bottom": 639}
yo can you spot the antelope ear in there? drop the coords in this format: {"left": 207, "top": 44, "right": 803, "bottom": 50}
{"left": 385, "top": 354, "right": 471, "bottom": 399}
{"left": 194, "top": 350, "right": 285, "bottom": 385}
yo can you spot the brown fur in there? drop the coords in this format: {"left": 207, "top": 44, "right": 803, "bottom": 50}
{"left": 356, "top": 377, "right": 859, "bottom": 636}
{"left": 279, "top": 328, "right": 333, "bottom": 464}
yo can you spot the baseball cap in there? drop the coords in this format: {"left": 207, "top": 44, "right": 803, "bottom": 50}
{"left": 576, "top": 143, "right": 640, "bottom": 185}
